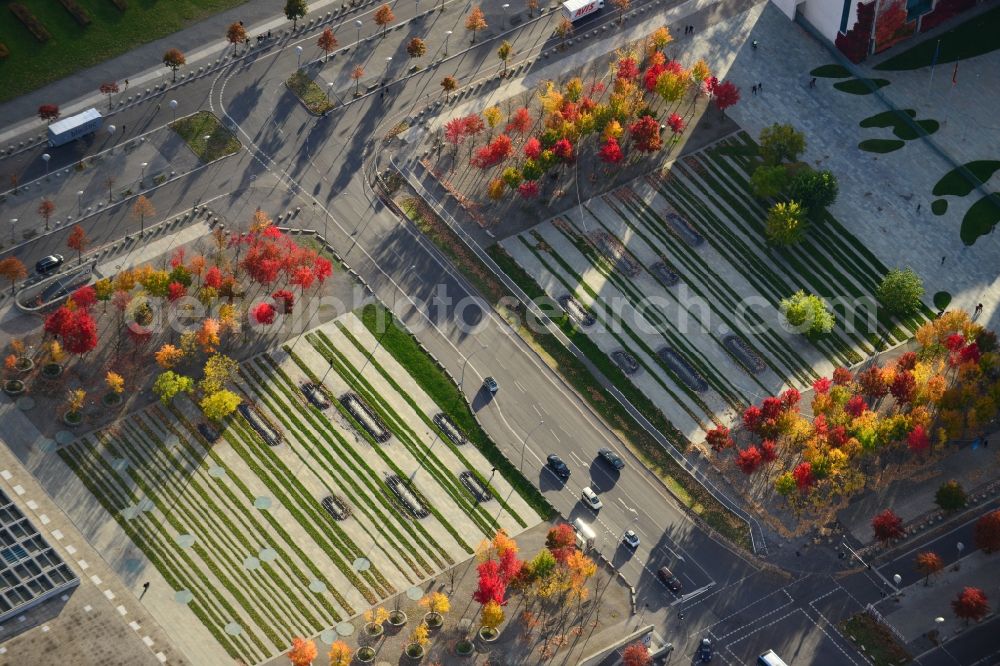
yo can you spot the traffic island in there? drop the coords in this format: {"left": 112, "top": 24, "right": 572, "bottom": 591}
{"left": 286, "top": 69, "right": 335, "bottom": 115}
{"left": 170, "top": 111, "right": 241, "bottom": 163}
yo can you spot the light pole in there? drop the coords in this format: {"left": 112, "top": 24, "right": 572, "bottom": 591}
{"left": 459, "top": 346, "right": 483, "bottom": 389}
{"left": 42, "top": 153, "right": 50, "bottom": 178}
{"left": 502, "top": 3, "right": 509, "bottom": 27}
{"left": 295, "top": 45, "right": 303, "bottom": 69}
{"left": 140, "top": 161, "right": 148, "bottom": 185}
{"left": 107, "top": 125, "right": 116, "bottom": 144}
{"left": 169, "top": 99, "right": 178, "bottom": 121}
{"left": 77, "top": 190, "right": 84, "bottom": 216}
{"left": 445, "top": 30, "right": 452, "bottom": 55}
{"left": 955, "top": 541, "right": 964, "bottom": 570}
{"left": 383, "top": 56, "right": 392, "bottom": 84}
{"left": 892, "top": 573, "right": 902, "bottom": 600}
{"left": 10, "top": 219, "right": 17, "bottom": 244}
{"left": 520, "top": 419, "right": 544, "bottom": 471}
{"left": 355, "top": 19, "right": 363, "bottom": 44}
{"left": 327, "top": 81, "right": 333, "bottom": 102}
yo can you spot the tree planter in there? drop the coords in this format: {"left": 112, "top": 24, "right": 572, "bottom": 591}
{"left": 478, "top": 626, "right": 499, "bottom": 643}
{"left": 63, "top": 411, "right": 82, "bottom": 427}
{"left": 454, "top": 638, "right": 474, "bottom": 656}
{"left": 404, "top": 643, "right": 425, "bottom": 660}
{"left": 102, "top": 392, "right": 123, "bottom": 406}
{"left": 42, "top": 363, "right": 63, "bottom": 379}
{"left": 388, "top": 609, "right": 407, "bottom": 628}
{"left": 3, "top": 379, "right": 25, "bottom": 396}
{"left": 362, "top": 623, "right": 384, "bottom": 640}
{"left": 354, "top": 646, "right": 376, "bottom": 663}
{"left": 14, "top": 357, "right": 33, "bottom": 373}
{"left": 423, "top": 611, "right": 443, "bottom": 629}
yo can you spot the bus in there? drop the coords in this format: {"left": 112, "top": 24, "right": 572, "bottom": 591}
{"left": 757, "top": 650, "right": 788, "bottom": 666}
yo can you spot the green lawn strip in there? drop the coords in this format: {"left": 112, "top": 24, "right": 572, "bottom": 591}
{"left": 840, "top": 613, "right": 912, "bottom": 665}
{"left": 487, "top": 245, "right": 689, "bottom": 450}
{"left": 286, "top": 70, "right": 335, "bottom": 114}
{"left": 519, "top": 235, "right": 715, "bottom": 427}
{"left": 306, "top": 332, "right": 499, "bottom": 536}
{"left": 300, "top": 335, "right": 475, "bottom": 554}
{"left": 933, "top": 161, "right": 1000, "bottom": 197}
{"left": 858, "top": 139, "right": 905, "bottom": 154}
{"left": 235, "top": 364, "right": 430, "bottom": 581}
{"left": 127, "top": 414, "right": 339, "bottom": 627}
{"left": 606, "top": 190, "right": 820, "bottom": 384}
{"left": 333, "top": 322, "right": 528, "bottom": 528}
{"left": 833, "top": 78, "right": 890, "bottom": 94}
{"left": 114, "top": 422, "right": 313, "bottom": 635}
{"left": 170, "top": 111, "right": 241, "bottom": 163}
{"left": 151, "top": 404, "right": 391, "bottom": 599}
{"left": 354, "top": 303, "right": 552, "bottom": 519}
{"left": 810, "top": 64, "right": 851, "bottom": 78}
{"left": 210, "top": 403, "right": 380, "bottom": 604}
{"left": 676, "top": 157, "right": 871, "bottom": 362}
{"left": 260, "top": 345, "right": 454, "bottom": 572}
{"left": 961, "top": 192, "right": 1000, "bottom": 245}
{"left": 57, "top": 442, "right": 254, "bottom": 661}
{"left": 875, "top": 5, "right": 1000, "bottom": 71}
{"left": 547, "top": 216, "right": 754, "bottom": 408}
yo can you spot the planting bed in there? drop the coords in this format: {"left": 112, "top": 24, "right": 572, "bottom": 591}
{"left": 340, "top": 392, "right": 392, "bottom": 443}
{"left": 433, "top": 413, "right": 468, "bottom": 446}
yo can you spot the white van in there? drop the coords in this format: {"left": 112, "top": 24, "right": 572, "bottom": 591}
{"left": 757, "top": 650, "right": 788, "bottom": 666}
{"left": 572, "top": 518, "right": 596, "bottom": 550}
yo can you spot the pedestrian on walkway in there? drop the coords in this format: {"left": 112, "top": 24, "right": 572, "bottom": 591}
{"left": 758, "top": 82, "right": 763, "bottom": 92}
{"left": 752, "top": 85, "right": 757, "bottom": 95}
{"left": 975, "top": 302, "right": 983, "bottom": 317}
{"left": 941, "top": 255, "right": 946, "bottom": 265}
{"left": 124, "top": 78, "right": 129, "bottom": 90}
{"left": 984, "top": 438, "right": 989, "bottom": 448}
{"left": 809, "top": 77, "right": 816, "bottom": 88}
{"left": 267, "top": 29, "right": 272, "bottom": 38}
{"left": 752, "top": 39, "right": 758, "bottom": 49}
{"left": 917, "top": 203, "right": 921, "bottom": 213}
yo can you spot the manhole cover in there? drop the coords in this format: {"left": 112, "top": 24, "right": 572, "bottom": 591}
{"left": 112, "top": 458, "right": 129, "bottom": 472}
{"left": 406, "top": 586, "right": 424, "bottom": 601}
{"left": 319, "top": 629, "right": 336, "bottom": 644}
{"left": 17, "top": 397, "right": 36, "bottom": 411}
{"left": 36, "top": 439, "right": 56, "bottom": 453}
{"left": 335, "top": 622, "right": 354, "bottom": 636}
{"left": 352, "top": 557, "right": 370, "bottom": 572}
{"left": 121, "top": 506, "right": 140, "bottom": 521}
{"left": 138, "top": 498, "right": 155, "bottom": 512}
{"left": 55, "top": 430, "right": 74, "bottom": 445}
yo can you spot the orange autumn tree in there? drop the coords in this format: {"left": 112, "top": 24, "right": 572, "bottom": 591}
{"left": 465, "top": 7, "right": 487, "bottom": 43}
{"left": 287, "top": 636, "right": 317, "bottom": 666}
{"left": 327, "top": 640, "right": 351, "bottom": 666}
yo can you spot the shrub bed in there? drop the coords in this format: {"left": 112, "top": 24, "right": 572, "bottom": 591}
{"left": 459, "top": 471, "right": 492, "bottom": 502}
{"left": 433, "top": 413, "right": 468, "bottom": 446}
{"left": 340, "top": 392, "right": 391, "bottom": 442}
{"left": 559, "top": 294, "right": 595, "bottom": 326}
{"left": 237, "top": 403, "right": 283, "bottom": 446}
{"left": 723, "top": 335, "right": 768, "bottom": 374}
{"left": 9, "top": 4, "right": 50, "bottom": 42}
{"left": 58, "top": 0, "right": 92, "bottom": 26}
{"left": 386, "top": 474, "right": 430, "bottom": 518}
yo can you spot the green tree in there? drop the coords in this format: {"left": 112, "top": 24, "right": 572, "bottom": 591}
{"left": 200, "top": 354, "right": 239, "bottom": 395}
{"left": 764, "top": 201, "right": 807, "bottom": 246}
{"left": 201, "top": 389, "right": 242, "bottom": 421}
{"left": 284, "top": 0, "right": 308, "bottom": 28}
{"left": 759, "top": 123, "right": 806, "bottom": 165}
{"left": 750, "top": 164, "right": 790, "bottom": 199}
{"left": 935, "top": 480, "right": 967, "bottom": 513}
{"left": 497, "top": 40, "right": 513, "bottom": 76}
{"left": 775, "top": 471, "right": 796, "bottom": 497}
{"left": 789, "top": 169, "right": 838, "bottom": 211}
{"left": 876, "top": 267, "right": 924, "bottom": 316}
{"left": 780, "top": 290, "right": 835, "bottom": 337}
{"left": 153, "top": 371, "right": 194, "bottom": 404}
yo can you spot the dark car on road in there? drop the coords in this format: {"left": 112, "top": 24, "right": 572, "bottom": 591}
{"left": 483, "top": 376, "right": 499, "bottom": 394}
{"left": 657, "top": 566, "right": 682, "bottom": 594}
{"left": 597, "top": 447, "right": 625, "bottom": 470}
{"left": 697, "top": 638, "right": 713, "bottom": 662}
{"left": 35, "top": 254, "right": 64, "bottom": 275}
{"left": 546, "top": 454, "right": 570, "bottom": 479}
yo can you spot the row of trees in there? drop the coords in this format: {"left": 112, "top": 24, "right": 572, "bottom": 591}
{"left": 708, "top": 310, "right": 999, "bottom": 508}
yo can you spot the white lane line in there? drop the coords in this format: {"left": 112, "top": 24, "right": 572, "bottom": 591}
{"left": 549, "top": 428, "right": 561, "bottom": 442}
{"left": 513, "top": 380, "right": 526, "bottom": 393}
{"left": 672, "top": 583, "right": 715, "bottom": 606}
{"left": 569, "top": 451, "right": 587, "bottom": 467}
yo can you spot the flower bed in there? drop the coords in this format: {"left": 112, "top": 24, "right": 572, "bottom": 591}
{"left": 656, "top": 347, "right": 709, "bottom": 392}
{"left": 9, "top": 4, "right": 51, "bottom": 42}
{"left": 58, "top": 0, "right": 92, "bottom": 26}
{"left": 588, "top": 229, "right": 642, "bottom": 277}
{"left": 458, "top": 471, "right": 492, "bottom": 503}
{"left": 723, "top": 335, "right": 768, "bottom": 374}
{"left": 385, "top": 474, "right": 429, "bottom": 518}
{"left": 433, "top": 413, "right": 467, "bottom": 446}
{"left": 321, "top": 494, "right": 352, "bottom": 520}
{"left": 558, "top": 295, "right": 595, "bottom": 327}
{"left": 237, "top": 403, "right": 283, "bottom": 446}
{"left": 650, "top": 261, "right": 680, "bottom": 286}
{"left": 340, "top": 392, "right": 392, "bottom": 443}
{"left": 301, "top": 382, "right": 331, "bottom": 409}
{"left": 610, "top": 350, "right": 640, "bottom": 375}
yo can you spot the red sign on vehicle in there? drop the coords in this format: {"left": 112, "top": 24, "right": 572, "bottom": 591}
{"left": 574, "top": 2, "right": 596, "bottom": 16}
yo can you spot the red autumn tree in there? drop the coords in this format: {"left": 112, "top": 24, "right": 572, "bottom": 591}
{"left": 598, "top": 137, "right": 624, "bottom": 163}
{"left": 99, "top": 81, "right": 120, "bottom": 110}
{"left": 272, "top": 289, "right": 295, "bottom": 314}
{"left": 70, "top": 285, "right": 96, "bottom": 310}
{"left": 713, "top": 81, "right": 740, "bottom": 111}
{"left": 317, "top": 27, "right": 338, "bottom": 61}
{"left": 552, "top": 138, "right": 574, "bottom": 163}
{"left": 760, "top": 440, "right": 778, "bottom": 463}
{"left": 792, "top": 462, "right": 815, "bottom": 491}
{"left": 506, "top": 107, "right": 532, "bottom": 134}
{"left": 735, "top": 446, "right": 763, "bottom": 474}
{"left": 518, "top": 181, "right": 539, "bottom": 199}
{"left": 44, "top": 307, "right": 73, "bottom": 338}
{"left": 203, "top": 266, "right": 223, "bottom": 289}
{"left": 780, "top": 387, "right": 801, "bottom": 409}
{"left": 813, "top": 376, "right": 832, "bottom": 394}
{"left": 523, "top": 136, "right": 543, "bottom": 159}
{"left": 907, "top": 425, "right": 930, "bottom": 454}
{"left": 290, "top": 265, "right": 316, "bottom": 291}
{"left": 444, "top": 117, "right": 468, "bottom": 152}
{"left": 857, "top": 364, "right": 888, "bottom": 399}
{"left": 616, "top": 57, "right": 639, "bottom": 81}
{"left": 252, "top": 302, "right": 276, "bottom": 325}
{"left": 622, "top": 642, "right": 652, "bottom": 666}
{"left": 463, "top": 114, "right": 485, "bottom": 141}
{"left": 890, "top": 371, "right": 916, "bottom": 404}
{"left": 742, "top": 405, "right": 763, "bottom": 433}
{"left": 287, "top": 637, "right": 318, "bottom": 666}
{"left": 313, "top": 256, "right": 333, "bottom": 284}
{"left": 498, "top": 548, "right": 523, "bottom": 583}
{"left": 974, "top": 509, "right": 1000, "bottom": 553}
{"left": 67, "top": 225, "right": 89, "bottom": 265}
{"left": 832, "top": 367, "right": 853, "bottom": 385}
{"left": 896, "top": 351, "right": 918, "bottom": 371}
{"left": 844, "top": 395, "right": 868, "bottom": 417}
{"left": 167, "top": 282, "right": 187, "bottom": 302}
{"left": 473, "top": 559, "right": 506, "bottom": 605}
{"left": 38, "top": 104, "right": 60, "bottom": 123}
{"left": 545, "top": 523, "right": 576, "bottom": 563}
{"left": 61, "top": 309, "right": 98, "bottom": 355}
{"left": 666, "top": 112, "right": 685, "bottom": 135}
{"left": 643, "top": 62, "right": 666, "bottom": 93}
{"left": 629, "top": 115, "right": 662, "bottom": 153}
{"left": 952, "top": 587, "right": 989, "bottom": 625}
{"left": 871, "top": 509, "right": 905, "bottom": 544}
{"left": 705, "top": 425, "right": 733, "bottom": 452}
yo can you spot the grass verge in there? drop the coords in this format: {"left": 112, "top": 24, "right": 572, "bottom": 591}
{"left": 859, "top": 139, "right": 905, "bottom": 153}
{"left": 960, "top": 193, "right": 1000, "bottom": 245}
{"left": 834, "top": 78, "right": 890, "bottom": 94}
{"left": 170, "top": 111, "right": 241, "bottom": 162}
{"left": 932, "top": 161, "right": 1000, "bottom": 197}
{"left": 810, "top": 64, "right": 851, "bottom": 78}
{"left": 286, "top": 70, "right": 335, "bottom": 115}
{"left": 394, "top": 191, "right": 750, "bottom": 548}
{"left": 841, "top": 612, "right": 911, "bottom": 666}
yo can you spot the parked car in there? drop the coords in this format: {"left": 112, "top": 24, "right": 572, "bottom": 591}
{"left": 698, "top": 638, "right": 713, "bottom": 662}
{"left": 581, "top": 486, "right": 603, "bottom": 511}
{"left": 483, "top": 376, "right": 499, "bottom": 394}
{"left": 597, "top": 447, "right": 625, "bottom": 470}
{"left": 35, "top": 254, "right": 64, "bottom": 275}
{"left": 546, "top": 454, "right": 570, "bottom": 480}
{"left": 621, "top": 530, "right": 640, "bottom": 549}
{"left": 657, "top": 566, "right": 682, "bottom": 593}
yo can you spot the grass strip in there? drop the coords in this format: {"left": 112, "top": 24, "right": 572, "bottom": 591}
{"left": 170, "top": 111, "right": 241, "bottom": 162}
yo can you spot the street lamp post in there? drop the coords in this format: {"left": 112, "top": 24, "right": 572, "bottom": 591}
{"left": 355, "top": 19, "right": 363, "bottom": 44}
{"left": 502, "top": 3, "right": 509, "bottom": 27}
{"left": 77, "top": 190, "right": 84, "bottom": 216}
{"left": 445, "top": 30, "right": 452, "bottom": 55}
{"left": 10, "top": 219, "right": 17, "bottom": 244}
{"left": 383, "top": 56, "right": 392, "bottom": 84}
{"left": 169, "top": 99, "right": 178, "bottom": 121}
{"left": 955, "top": 541, "right": 964, "bottom": 570}
{"left": 459, "top": 346, "right": 483, "bottom": 389}
{"left": 140, "top": 161, "right": 148, "bottom": 185}
{"left": 327, "top": 81, "right": 334, "bottom": 102}
{"left": 520, "top": 419, "right": 544, "bottom": 471}
{"left": 295, "top": 45, "right": 303, "bottom": 69}
{"left": 42, "top": 153, "right": 50, "bottom": 178}
{"left": 892, "top": 573, "right": 902, "bottom": 601}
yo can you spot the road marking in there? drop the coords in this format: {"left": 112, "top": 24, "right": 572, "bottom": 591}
{"left": 673, "top": 583, "right": 715, "bottom": 606}
{"left": 513, "top": 380, "right": 526, "bottom": 393}
{"left": 549, "top": 428, "right": 561, "bottom": 442}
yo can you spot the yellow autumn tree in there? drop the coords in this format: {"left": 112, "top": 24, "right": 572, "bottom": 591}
{"left": 538, "top": 82, "right": 564, "bottom": 114}
{"left": 419, "top": 592, "right": 450, "bottom": 626}
{"left": 201, "top": 354, "right": 238, "bottom": 394}
{"left": 105, "top": 371, "right": 125, "bottom": 395}
{"left": 363, "top": 606, "right": 389, "bottom": 635}
{"left": 250, "top": 208, "right": 272, "bottom": 233}
{"left": 327, "top": 640, "right": 351, "bottom": 666}
{"left": 647, "top": 26, "right": 672, "bottom": 52}
{"left": 487, "top": 179, "right": 505, "bottom": 200}
{"left": 690, "top": 59, "right": 711, "bottom": 85}
{"left": 66, "top": 388, "right": 86, "bottom": 414}
{"left": 481, "top": 600, "right": 504, "bottom": 633}
{"left": 47, "top": 340, "right": 66, "bottom": 364}
{"left": 201, "top": 389, "right": 241, "bottom": 421}
{"left": 483, "top": 106, "right": 502, "bottom": 132}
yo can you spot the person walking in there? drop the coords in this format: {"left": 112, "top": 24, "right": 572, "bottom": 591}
{"left": 752, "top": 84, "right": 757, "bottom": 95}
{"left": 809, "top": 77, "right": 816, "bottom": 88}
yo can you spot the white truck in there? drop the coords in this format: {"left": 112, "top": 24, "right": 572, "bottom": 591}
{"left": 47, "top": 108, "right": 103, "bottom": 147}
{"left": 561, "top": 0, "right": 604, "bottom": 22}
{"left": 572, "top": 518, "right": 597, "bottom": 550}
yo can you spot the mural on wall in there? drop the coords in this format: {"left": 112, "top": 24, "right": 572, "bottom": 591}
{"left": 836, "top": 0, "right": 978, "bottom": 63}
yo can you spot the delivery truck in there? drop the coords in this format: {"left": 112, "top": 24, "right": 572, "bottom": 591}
{"left": 47, "top": 108, "right": 103, "bottom": 147}
{"left": 561, "top": 0, "right": 604, "bottom": 22}
{"left": 572, "top": 518, "right": 597, "bottom": 550}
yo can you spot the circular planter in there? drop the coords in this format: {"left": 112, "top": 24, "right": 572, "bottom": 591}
{"left": 42, "top": 363, "right": 63, "bottom": 379}
{"left": 388, "top": 610, "right": 407, "bottom": 628}
{"left": 14, "top": 357, "right": 33, "bottom": 373}
{"left": 3, "top": 379, "right": 25, "bottom": 396}
{"left": 423, "top": 612, "right": 443, "bottom": 630}
{"left": 102, "top": 392, "right": 123, "bottom": 406}
{"left": 478, "top": 627, "right": 499, "bottom": 643}
{"left": 362, "top": 623, "right": 384, "bottom": 640}
{"left": 454, "top": 639, "right": 474, "bottom": 656}
{"left": 63, "top": 411, "right": 82, "bottom": 427}
{"left": 404, "top": 643, "right": 425, "bottom": 660}
{"left": 354, "top": 646, "right": 376, "bottom": 663}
